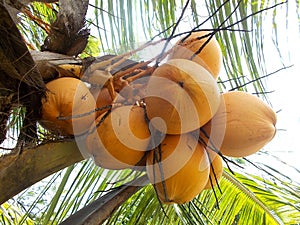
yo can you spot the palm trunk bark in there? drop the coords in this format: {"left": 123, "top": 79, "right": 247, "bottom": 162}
{"left": 0, "top": 141, "right": 84, "bottom": 205}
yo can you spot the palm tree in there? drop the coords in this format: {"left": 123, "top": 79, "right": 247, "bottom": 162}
{"left": 0, "top": 0, "right": 300, "bottom": 224}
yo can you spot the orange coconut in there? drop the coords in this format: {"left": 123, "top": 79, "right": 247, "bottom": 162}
{"left": 146, "top": 133, "right": 210, "bottom": 204}
{"left": 40, "top": 77, "right": 96, "bottom": 135}
{"left": 145, "top": 59, "right": 220, "bottom": 135}
{"left": 203, "top": 149, "right": 223, "bottom": 189}
{"left": 86, "top": 105, "right": 150, "bottom": 169}
{"left": 169, "top": 31, "right": 222, "bottom": 79}
{"left": 201, "top": 91, "right": 277, "bottom": 157}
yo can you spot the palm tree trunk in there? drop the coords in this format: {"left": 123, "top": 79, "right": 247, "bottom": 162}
{"left": 0, "top": 141, "right": 84, "bottom": 205}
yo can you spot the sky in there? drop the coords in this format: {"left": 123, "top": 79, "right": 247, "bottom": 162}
{"left": 247, "top": 2, "right": 300, "bottom": 181}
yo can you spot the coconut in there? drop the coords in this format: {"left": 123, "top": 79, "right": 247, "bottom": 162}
{"left": 86, "top": 105, "right": 150, "bottom": 170}
{"left": 146, "top": 133, "right": 210, "bottom": 204}
{"left": 201, "top": 91, "right": 277, "bottom": 157}
{"left": 169, "top": 31, "right": 222, "bottom": 79}
{"left": 40, "top": 77, "right": 96, "bottom": 135}
{"left": 144, "top": 59, "right": 220, "bottom": 135}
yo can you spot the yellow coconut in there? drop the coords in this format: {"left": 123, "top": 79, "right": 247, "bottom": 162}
{"left": 40, "top": 77, "right": 96, "bottom": 135}
{"left": 144, "top": 59, "right": 220, "bottom": 135}
{"left": 86, "top": 105, "right": 150, "bottom": 170}
{"left": 169, "top": 31, "right": 222, "bottom": 79}
{"left": 204, "top": 149, "right": 223, "bottom": 189}
{"left": 146, "top": 133, "right": 210, "bottom": 204}
{"left": 201, "top": 91, "right": 277, "bottom": 157}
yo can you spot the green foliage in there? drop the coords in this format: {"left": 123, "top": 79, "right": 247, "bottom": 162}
{"left": 0, "top": 202, "right": 34, "bottom": 225}
{"left": 103, "top": 165, "right": 300, "bottom": 225}
{"left": 10, "top": 160, "right": 144, "bottom": 224}
{"left": 80, "top": 35, "right": 101, "bottom": 58}
{"left": 3, "top": 107, "right": 25, "bottom": 149}
{"left": 17, "top": 2, "right": 57, "bottom": 50}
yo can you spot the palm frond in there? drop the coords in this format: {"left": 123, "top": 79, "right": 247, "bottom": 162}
{"left": 15, "top": 159, "right": 144, "bottom": 224}
{"left": 84, "top": 0, "right": 294, "bottom": 100}
{"left": 104, "top": 164, "right": 300, "bottom": 225}
{"left": 0, "top": 107, "right": 25, "bottom": 151}
{"left": 0, "top": 202, "right": 34, "bottom": 225}
{"left": 17, "top": 2, "right": 57, "bottom": 49}
{"left": 205, "top": 0, "right": 290, "bottom": 98}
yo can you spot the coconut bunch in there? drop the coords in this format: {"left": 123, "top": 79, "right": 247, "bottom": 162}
{"left": 38, "top": 31, "right": 277, "bottom": 205}
{"left": 38, "top": 54, "right": 146, "bottom": 136}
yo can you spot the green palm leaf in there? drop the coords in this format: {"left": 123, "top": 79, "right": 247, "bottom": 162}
{"left": 104, "top": 164, "right": 300, "bottom": 225}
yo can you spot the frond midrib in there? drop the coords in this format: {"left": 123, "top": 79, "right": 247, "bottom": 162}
{"left": 222, "top": 171, "right": 283, "bottom": 225}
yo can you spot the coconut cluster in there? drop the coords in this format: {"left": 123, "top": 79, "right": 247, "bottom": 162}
{"left": 39, "top": 31, "right": 277, "bottom": 205}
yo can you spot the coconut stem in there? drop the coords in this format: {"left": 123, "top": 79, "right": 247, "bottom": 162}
{"left": 113, "top": 49, "right": 171, "bottom": 84}
{"left": 114, "top": 59, "right": 150, "bottom": 79}
{"left": 88, "top": 39, "right": 165, "bottom": 73}
{"left": 125, "top": 67, "right": 155, "bottom": 83}
{"left": 209, "top": 175, "right": 220, "bottom": 210}
{"left": 144, "top": 106, "right": 170, "bottom": 203}
{"left": 199, "top": 128, "right": 239, "bottom": 176}
{"left": 87, "top": 109, "right": 112, "bottom": 135}
{"left": 207, "top": 150, "right": 223, "bottom": 195}
{"left": 157, "top": 144, "right": 170, "bottom": 202}
{"left": 57, "top": 104, "right": 112, "bottom": 121}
